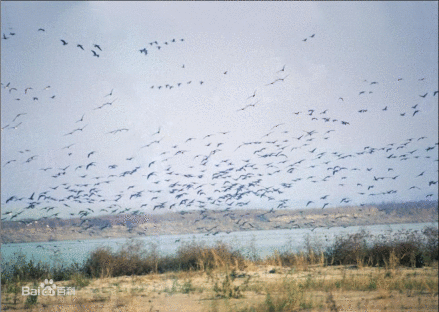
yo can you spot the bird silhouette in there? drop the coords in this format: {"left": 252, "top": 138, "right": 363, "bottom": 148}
{"left": 60, "top": 39, "right": 68, "bottom": 45}
{"left": 77, "top": 44, "right": 84, "bottom": 50}
{"left": 76, "top": 114, "right": 85, "bottom": 123}
{"left": 94, "top": 44, "right": 102, "bottom": 51}
{"left": 91, "top": 50, "right": 99, "bottom": 57}
{"left": 419, "top": 93, "right": 428, "bottom": 98}
{"left": 12, "top": 113, "right": 26, "bottom": 122}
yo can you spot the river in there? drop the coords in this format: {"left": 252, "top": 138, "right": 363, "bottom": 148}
{"left": 1, "top": 222, "right": 436, "bottom": 269}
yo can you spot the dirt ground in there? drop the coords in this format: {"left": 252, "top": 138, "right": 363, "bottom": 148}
{"left": 2, "top": 265, "right": 438, "bottom": 312}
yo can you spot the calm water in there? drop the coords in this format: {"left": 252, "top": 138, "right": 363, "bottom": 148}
{"left": 1, "top": 222, "right": 437, "bottom": 268}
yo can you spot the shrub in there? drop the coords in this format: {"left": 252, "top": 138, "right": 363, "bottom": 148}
{"left": 325, "top": 230, "right": 370, "bottom": 265}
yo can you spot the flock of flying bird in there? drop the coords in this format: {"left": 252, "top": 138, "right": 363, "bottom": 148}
{"left": 2, "top": 27, "right": 438, "bottom": 236}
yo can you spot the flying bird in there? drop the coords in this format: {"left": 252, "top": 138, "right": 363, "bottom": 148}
{"left": 60, "top": 39, "right": 68, "bottom": 45}
{"left": 247, "top": 90, "right": 256, "bottom": 99}
{"left": 277, "top": 65, "right": 286, "bottom": 73}
{"left": 93, "top": 44, "right": 102, "bottom": 51}
{"left": 105, "top": 89, "right": 114, "bottom": 97}
{"left": 76, "top": 114, "right": 85, "bottom": 123}
{"left": 4, "top": 160, "right": 16, "bottom": 167}
{"left": 91, "top": 50, "right": 99, "bottom": 57}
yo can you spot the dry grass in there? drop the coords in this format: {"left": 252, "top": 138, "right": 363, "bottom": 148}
{"left": 2, "top": 228, "right": 438, "bottom": 311}
{"left": 2, "top": 262, "right": 437, "bottom": 311}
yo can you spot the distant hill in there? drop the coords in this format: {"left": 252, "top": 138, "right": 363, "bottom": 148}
{"left": 1, "top": 201, "right": 437, "bottom": 244}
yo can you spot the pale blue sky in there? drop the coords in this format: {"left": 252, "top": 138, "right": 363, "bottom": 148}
{"left": 1, "top": 2, "right": 438, "bottom": 221}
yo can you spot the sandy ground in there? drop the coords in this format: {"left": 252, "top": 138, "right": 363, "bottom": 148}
{"left": 2, "top": 264, "right": 438, "bottom": 312}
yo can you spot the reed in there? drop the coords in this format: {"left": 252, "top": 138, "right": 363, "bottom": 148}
{"left": 1, "top": 226, "right": 437, "bottom": 285}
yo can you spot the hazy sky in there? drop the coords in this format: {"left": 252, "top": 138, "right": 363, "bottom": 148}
{"left": 1, "top": 2, "right": 438, "bottom": 221}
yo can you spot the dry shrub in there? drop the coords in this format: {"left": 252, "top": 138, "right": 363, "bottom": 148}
{"left": 422, "top": 227, "right": 438, "bottom": 264}
{"left": 295, "top": 252, "right": 309, "bottom": 271}
{"left": 175, "top": 241, "right": 246, "bottom": 272}
{"left": 84, "top": 247, "right": 115, "bottom": 278}
{"left": 325, "top": 230, "right": 369, "bottom": 265}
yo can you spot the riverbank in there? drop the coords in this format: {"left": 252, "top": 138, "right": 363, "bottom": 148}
{"left": 2, "top": 263, "right": 438, "bottom": 311}
{"left": 2, "top": 227, "right": 438, "bottom": 311}
{"left": 2, "top": 201, "right": 437, "bottom": 244}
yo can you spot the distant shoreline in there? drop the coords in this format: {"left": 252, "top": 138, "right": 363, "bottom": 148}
{"left": 2, "top": 201, "right": 437, "bottom": 244}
